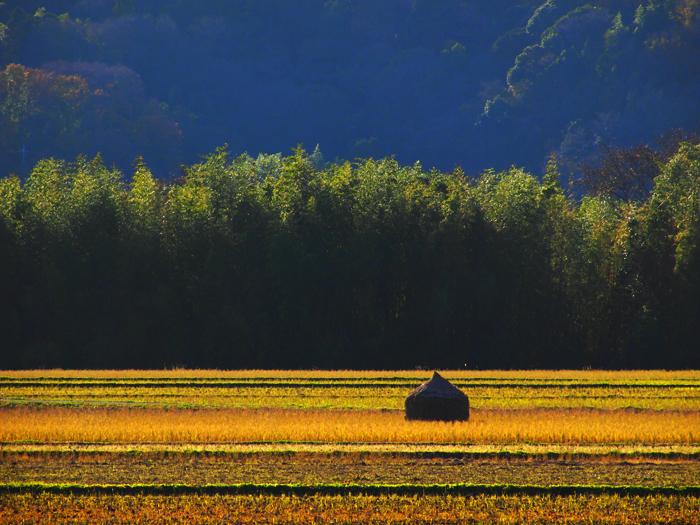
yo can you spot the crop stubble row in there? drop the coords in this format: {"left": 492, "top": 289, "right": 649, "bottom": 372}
{"left": 4, "top": 386, "right": 700, "bottom": 411}
{"left": 3, "top": 370, "right": 700, "bottom": 412}
{"left": 2, "top": 492, "right": 700, "bottom": 524}
{"left": 3, "top": 451, "right": 700, "bottom": 487}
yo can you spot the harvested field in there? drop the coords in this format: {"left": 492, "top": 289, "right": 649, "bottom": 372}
{"left": 2, "top": 492, "right": 700, "bottom": 524}
{"left": 2, "top": 369, "right": 699, "bottom": 523}
{"left": 2, "top": 452, "right": 700, "bottom": 488}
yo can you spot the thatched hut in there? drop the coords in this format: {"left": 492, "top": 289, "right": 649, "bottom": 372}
{"left": 405, "top": 371, "right": 469, "bottom": 421}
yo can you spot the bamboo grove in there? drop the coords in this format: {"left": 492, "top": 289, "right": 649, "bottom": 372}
{"left": 1, "top": 143, "right": 700, "bottom": 370}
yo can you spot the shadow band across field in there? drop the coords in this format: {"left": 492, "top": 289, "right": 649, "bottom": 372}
{"left": 3, "top": 482, "right": 700, "bottom": 497}
{"left": 5, "top": 448, "right": 700, "bottom": 460}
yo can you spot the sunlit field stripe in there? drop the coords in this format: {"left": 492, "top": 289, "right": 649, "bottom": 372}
{"left": 4, "top": 442, "right": 700, "bottom": 456}
{"left": 3, "top": 369, "right": 700, "bottom": 380}
{"left": 2, "top": 407, "right": 699, "bottom": 444}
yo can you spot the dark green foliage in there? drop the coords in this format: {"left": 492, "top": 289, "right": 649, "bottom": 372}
{"left": 2, "top": 143, "right": 700, "bottom": 369}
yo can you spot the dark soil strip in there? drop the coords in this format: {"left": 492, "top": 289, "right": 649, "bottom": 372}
{"left": 3, "top": 449, "right": 700, "bottom": 461}
{"left": 3, "top": 482, "right": 700, "bottom": 497}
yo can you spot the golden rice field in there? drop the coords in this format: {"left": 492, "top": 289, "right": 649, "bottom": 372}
{"left": 2, "top": 406, "right": 699, "bottom": 444}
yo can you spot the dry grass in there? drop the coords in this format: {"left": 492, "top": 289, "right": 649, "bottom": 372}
{"left": 2, "top": 406, "right": 699, "bottom": 444}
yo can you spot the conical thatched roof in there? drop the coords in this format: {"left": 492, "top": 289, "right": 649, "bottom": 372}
{"left": 405, "top": 371, "right": 469, "bottom": 421}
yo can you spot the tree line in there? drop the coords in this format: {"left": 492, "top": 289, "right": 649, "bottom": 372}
{"left": 1, "top": 143, "right": 699, "bottom": 369}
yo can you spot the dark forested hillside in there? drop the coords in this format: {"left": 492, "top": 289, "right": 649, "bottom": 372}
{"left": 1, "top": 145, "right": 700, "bottom": 369}
{"left": 1, "top": 0, "right": 699, "bottom": 178}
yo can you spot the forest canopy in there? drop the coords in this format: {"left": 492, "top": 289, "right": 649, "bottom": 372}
{"left": 1, "top": 144, "right": 699, "bottom": 369}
